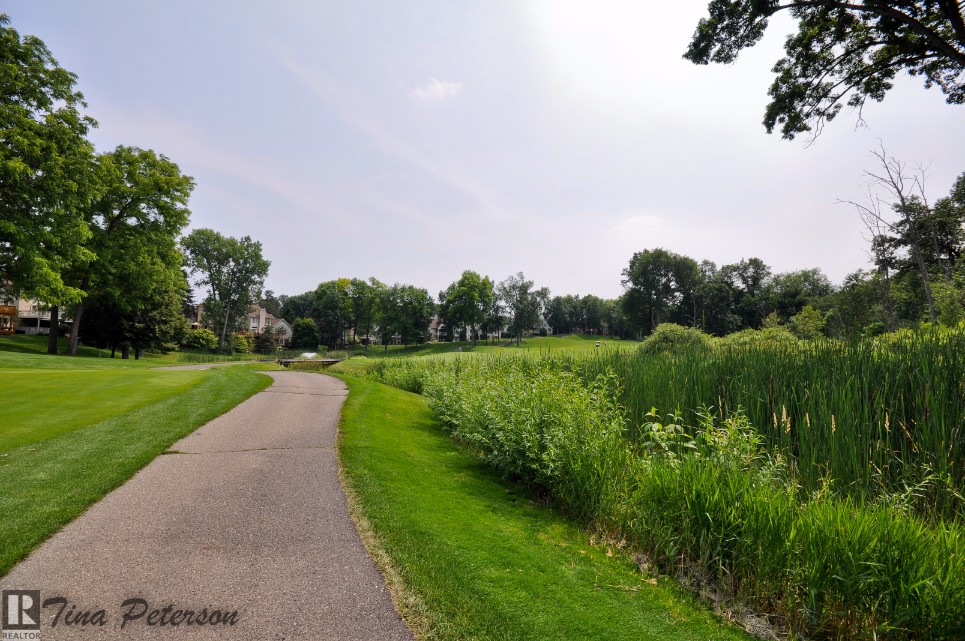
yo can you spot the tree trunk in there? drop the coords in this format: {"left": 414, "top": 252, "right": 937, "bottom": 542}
{"left": 67, "top": 274, "right": 91, "bottom": 355}
{"left": 47, "top": 306, "right": 59, "bottom": 354}
{"left": 908, "top": 233, "right": 938, "bottom": 323}
{"left": 67, "top": 300, "right": 85, "bottom": 355}
{"left": 220, "top": 302, "right": 232, "bottom": 352}
{"left": 877, "top": 267, "right": 898, "bottom": 332}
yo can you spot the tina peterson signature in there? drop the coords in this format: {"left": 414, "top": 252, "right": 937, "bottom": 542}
{"left": 42, "top": 596, "right": 240, "bottom": 630}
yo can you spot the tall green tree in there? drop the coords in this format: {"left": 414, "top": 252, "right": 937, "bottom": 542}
{"left": 686, "top": 2, "right": 965, "bottom": 139}
{"left": 0, "top": 15, "right": 96, "bottom": 316}
{"left": 290, "top": 317, "right": 320, "bottom": 349}
{"left": 182, "top": 228, "right": 270, "bottom": 351}
{"left": 825, "top": 270, "right": 886, "bottom": 338}
{"left": 260, "top": 289, "right": 282, "bottom": 317}
{"left": 546, "top": 294, "right": 580, "bottom": 334}
{"left": 66, "top": 146, "right": 194, "bottom": 354}
{"left": 347, "top": 277, "right": 385, "bottom": 349}
{"left": 497, "top": 272, "right": 549, "bottom": 347}
{"left": 481, "top": 294, "right": 505, "bottom": 344}
{"left": 313, "top": 278, "right": 351, "bottom": 348}
{"left": 720, "top": 257, "right": 772, "bottom": 328}
{"left": 279, "top": 291, "right": 315, "bottom": 324}
{"left": 377, "top": 283, "right": 434, "bottom": 348}
{"left": 78, "top": 245, "right": 189, "bottom": 357}
{"left": 621, "top": 249, "right": 700, "bottom": 334}
{"left": 693, "top": 260, "right": 741, "bottom": 335}
{"left": 766, "top": 268, "right": 834, "bottom": 320}
{"left": 439, "top": 270, "right": 495, "bottom": 345}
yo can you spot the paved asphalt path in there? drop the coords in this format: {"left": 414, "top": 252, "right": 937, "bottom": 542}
{"left": 1, "top": 371, "right": 414, "bottom": 641}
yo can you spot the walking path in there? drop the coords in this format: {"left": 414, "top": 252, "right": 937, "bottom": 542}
{"left": 0, "top": 371, "right": 413, "bottom": 641}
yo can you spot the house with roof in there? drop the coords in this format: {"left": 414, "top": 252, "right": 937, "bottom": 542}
{"left": 0, "top": 293, "right": 53, "bottom": 335}
{"left": 244, "top": 305, "right": 292, "bottom": 345}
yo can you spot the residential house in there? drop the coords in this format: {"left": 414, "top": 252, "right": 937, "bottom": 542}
{"left": 0, "top": 294, "right": 53, "bottom": 335}
{"left": 428, "top": 315, "right": 445, "bottom": 342}
{"left": 194, "top": 303, "right": 291, "bottom": 345}
{"left": 244, "top": 305, "right": 291, "bottom": 346}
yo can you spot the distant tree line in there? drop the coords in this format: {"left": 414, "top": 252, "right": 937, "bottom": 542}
{"left": 279, "top": 278, "right": 432, "bottom": 350}
{"left": 279, "top": 272, "right": 557, "bottom": 350}
{"left": 277, "top": 157, "right": 965, "bottom": 350}
{"left": 621, "top": 164, "right": 965, "bottom": 339}
{"left": 284, "top": 154, "right": 964, "bottom": 348}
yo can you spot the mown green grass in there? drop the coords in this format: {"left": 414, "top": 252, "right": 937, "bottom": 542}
{"left": 0, "top": 369, "right": 207, "bottom": 451}
{"left": 0, "top": 361, "right": 273, "bottom": 575}
{"left": 338, "top": 376, "right": 752, "bottom": 641}
{"left": 0, "top": 335, "right": 179, "bottom": 369}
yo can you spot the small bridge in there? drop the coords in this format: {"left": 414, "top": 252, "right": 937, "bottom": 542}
{"left": 278, "top": 358, "right": 344, "bottom": 368}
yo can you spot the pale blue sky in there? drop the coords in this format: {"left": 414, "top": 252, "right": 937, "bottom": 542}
{"left": 8, "top": 1, "right": 965, "bottom": 298}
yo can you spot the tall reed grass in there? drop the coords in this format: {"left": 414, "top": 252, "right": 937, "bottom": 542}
{"left": 363, "top": 330, "right": 965, "bottom": 639}
{"left": 579, "top": 328, "right": 965, "bottom": 521}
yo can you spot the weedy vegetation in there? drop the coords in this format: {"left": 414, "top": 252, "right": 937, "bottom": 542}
{"left": 361, "top": 327, "right": 965, "bottom": 640}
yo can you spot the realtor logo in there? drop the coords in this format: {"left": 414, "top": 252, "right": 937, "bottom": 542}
{"left": 2, "top": 590, "right": 41, "bottom": 639}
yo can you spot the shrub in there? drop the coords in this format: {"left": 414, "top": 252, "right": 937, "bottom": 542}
{"left": 182, "top": 328, "right": 218, "bottom": 351}
{"left": 788, "top": 304, "right": 826, "bottom": 340}
{"left": 639, "top": 323, "right": 713, "bottom": 356}
{"left": 230, "top": 333, "right": 253, "bottom": 354}
{"left": 717, "top": 326, "right": 797, "bottom": 348}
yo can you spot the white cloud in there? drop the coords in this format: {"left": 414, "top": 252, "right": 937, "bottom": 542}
{"left": 409, "top": 78, "right": 463, "bottom": 102}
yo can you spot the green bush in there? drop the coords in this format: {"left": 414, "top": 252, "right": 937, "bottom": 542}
{"left": 230, "top": 333, "right": 253, "bottom": 354}
{"left": 717, "top": 326, "right": 797, "bottom": 348}
{"left": 181, "top": 327, "right": 218, "bottom": 351}
{"left": 639, "top": 323, "right": 713, "bottom": 356}
{"left": 788, "top": 304, "right": 827, "bottom": 340}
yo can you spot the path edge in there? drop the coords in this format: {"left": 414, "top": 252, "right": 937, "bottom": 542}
{"left": 334, "top": 376, "right": 433, "bottom": 641}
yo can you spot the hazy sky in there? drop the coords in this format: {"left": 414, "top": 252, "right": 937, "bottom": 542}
{"left": 7, "top": 1, "right": 965, "bottom": 299}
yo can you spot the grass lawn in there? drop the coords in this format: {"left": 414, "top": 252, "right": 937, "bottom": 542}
{"left": 0, "top": 340, "right": 275, "bottom": 576}
{"left": 0, "top": 369, "right": 207, "bottom": 451}
{"left": 338, "top": 377, "right": 752, "bottom": 641}
{"left": 0, "top": 335, "right": 180, "bottom": 369}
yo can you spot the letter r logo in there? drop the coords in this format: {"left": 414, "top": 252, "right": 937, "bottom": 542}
{"left": 2, "top": 590, "right": 40, "bottom": 630}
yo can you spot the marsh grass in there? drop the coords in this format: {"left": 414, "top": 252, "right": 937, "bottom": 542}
{"left": 579, "top": 330, "right": 965, "bottom": 521}
{"left": 366, "top": 331, "right": 965, "bottom": 640}
{"left": 337, "top": 377, "right": 754, "bottom": 641}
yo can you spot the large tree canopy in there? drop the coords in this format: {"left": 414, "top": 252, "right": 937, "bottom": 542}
{"left": 0, "top": 14, "right": 96, "bottom": 303}
{"left": 497, "top": 272, "right": 549, "bottom": 347}
{"left": 182, "top": 228, "right": 270, "bottom": 351}
{"left": 685, "top": 1, "right": 965, "bottom": 138}
{"left": 621, "top": 248, "right": 701, "bottom": 333}
{"left": 66, "top": 146, "right": 195, "bottom": 354}
{"left": 439, "top": 270, "right": 495, "bottom": 345}
{"left": 377, "top": 283, "right": 434, "bottom": 348}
